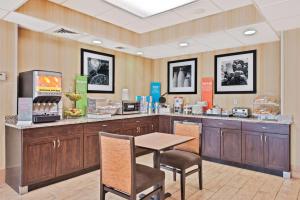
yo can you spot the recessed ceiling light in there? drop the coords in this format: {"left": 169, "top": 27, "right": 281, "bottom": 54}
{"left": 104, "top": 0, "right": 196, "bottom": 18}
{"left": 136, "top": 51, "right": 143, "bottom": 55}
{"left": 243, "top": 29, "right": 257, "bottom": 36}
{"left": 92, "top": 40, "right": 102, "bottom": 44}
{"left": 115, "top": 46, "right": 126, "bottom": 50}
{"left": 179, "top": 42, "right": 189, "bottom": 47}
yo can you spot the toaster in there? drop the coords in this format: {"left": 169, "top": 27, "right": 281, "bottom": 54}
{"left": 232, "top": 107, "right": 250, "bottom": 118}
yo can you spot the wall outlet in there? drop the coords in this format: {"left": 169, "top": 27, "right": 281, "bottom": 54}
{"left": 0, "top": 72, "right": 7, "bottom": 81}
{"left": 233, "top": 99, "right": 238, "bottom": 106}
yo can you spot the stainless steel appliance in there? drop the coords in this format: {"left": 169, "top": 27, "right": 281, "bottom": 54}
{"left": 232, "top": 107, "right": 250, "bottom": 118}
{"left": 18, "top": 70, "right": 62, "bottom": 123}
{"left": 117, "top": 101, "right": 140, "bottom": 115}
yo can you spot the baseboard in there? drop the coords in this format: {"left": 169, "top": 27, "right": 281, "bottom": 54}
{"left": 292, "top": 165, "right": 300, "bottom": 178}
{"left": 0, "top": 169, "right": 5, "bottom": 184}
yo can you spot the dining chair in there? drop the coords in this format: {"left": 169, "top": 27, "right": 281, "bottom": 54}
{"left": 99, "top": 132, "right": 165, "bottom": 200}
{"left": 160, "top": 122, "right": 203, "bottom": 200}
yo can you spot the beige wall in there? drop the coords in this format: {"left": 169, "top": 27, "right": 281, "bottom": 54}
{"left": 283, "top": 28, "right": 300, "bottom": 177}
{"left": 0, "top": 21, "right": 18, "bottom": 178}
{"left": 153, "top": 42, "right": 281, "bottom": 110}
{"left": 18, "top": 28, "right": 154, "bottom": 102}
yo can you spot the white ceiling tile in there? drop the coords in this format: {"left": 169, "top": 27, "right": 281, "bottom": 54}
{"left": 48, "top": 0, "right": 68, "bottom": 4}
{"left": 212, "top": 0, "right": 253, "bottom": 11}
{"left": 0, "top": 9, "right": 8, "bottom": 19}
{"left": 226, "top": 22, "right": 279, "bottom": 45}
{"left": 122, "top": 19, "right": 155, "bottom": 33}
{"left": 271, "top": 15, "right": 300, "bottom": 31}
{"left": 174, "top": 0, "right": 221, "bottom": 21}
{"left": 195, "top": 31, "right": 242, "bottom": 50}
{"left": 96, "top": 8, "right": 138, "bottom": 27}
{"left": 253, "top": 0, "right": 288, "bottom": 7}
{"left": 63, "top": 0, "right": 114, "bottom": 16}
{"left": 145, "top": 11, "right": 185, "bottom": 29}
{"left": 256, "top": 0, "right": 300, "bottom": 21}
{"left": 4, "top": 12, "right": 56, "bottom": 32}
{"left": 0, "top": 0, "right": 27, "bottom": 11}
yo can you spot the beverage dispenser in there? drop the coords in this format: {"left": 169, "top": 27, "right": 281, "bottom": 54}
{"left": 18, "top": 70, "right": 62, "bottom": 123}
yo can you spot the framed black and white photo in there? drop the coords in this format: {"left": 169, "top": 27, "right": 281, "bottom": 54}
{"left": 168, "top": 58, "right": 197, "bottom": 94}
{"left": 215, "top": 50, "right": 256, "bottom": 94}
{"left": 81, "top": 49, "right": 115, "bottom": 93}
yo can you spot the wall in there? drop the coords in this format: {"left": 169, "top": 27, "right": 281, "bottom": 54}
{"left": 153, "top": 42, "right": 281, "bottom": 110}
{"left": 283, "top": 28, "right": 300, "bottom": 177}
{"left": 0, "top": 21, "right": 18, "bottom": 183}
{"left": 18, "top": 28, "right": 154, "bottom": 102}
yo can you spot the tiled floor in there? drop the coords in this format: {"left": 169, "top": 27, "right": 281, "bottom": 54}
{"left": 1, "top": 154, "right": 300, "bottom": 200}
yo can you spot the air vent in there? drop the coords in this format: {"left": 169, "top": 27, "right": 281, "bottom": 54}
{"left": 115, "top": 46, "right": 126, "bottom": 50}
{"left": 53, "top": 28, "right": 78, "bottom": 34}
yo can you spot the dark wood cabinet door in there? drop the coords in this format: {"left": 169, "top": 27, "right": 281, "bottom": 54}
{"left": 56, "top": 133, "right": 84, "bottom": 176}
{"left": 159, "top": 116, "right": 171, "bottom": 134}
{"left": 202, "top": 127, "right": 221, "bottom": 159}
{"left": 122, "top": 118, "right": 139, "bottom": 136}
{"left": 23, "top": 136, "right": 57, "bottom": 185}
{"left": 264, "top": 133, "right": 289, "bottom": 171}
{"left": 221, "top": 129, "right": 242, "bottom": 163}
{"left": 84, "top": 132, "right": 100, "bottom": 168}
{"left": 242, "top": 131, "right": 264, "bottom": 167}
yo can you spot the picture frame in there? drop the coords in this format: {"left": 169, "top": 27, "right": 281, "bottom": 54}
{"left": 81, "top": 48, "right": 115, "bottom": 93}
{"left": 214, "top": 50, "right": 257, "bottom": 94}
{"left": 168, "top": 58, "right": 197, "bottom": 94}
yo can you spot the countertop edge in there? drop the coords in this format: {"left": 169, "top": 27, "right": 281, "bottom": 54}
{"left": 5, "top": 113, "right": 293, "bottom": 130}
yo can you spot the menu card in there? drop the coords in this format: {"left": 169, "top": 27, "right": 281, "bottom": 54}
{"left": 17, "top": 98, "right": 33, "bottom": 125}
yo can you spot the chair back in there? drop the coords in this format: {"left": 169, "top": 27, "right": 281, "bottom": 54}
{"left": 174, "top": 122, "right": 202, "bottom": 155}
{"left": 99, "top": 132, "right": 135, "bottom": 195}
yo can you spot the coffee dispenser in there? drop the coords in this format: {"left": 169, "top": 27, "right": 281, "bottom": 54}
{"left": 18, "top": 70, "right": 62, "bottom": 123}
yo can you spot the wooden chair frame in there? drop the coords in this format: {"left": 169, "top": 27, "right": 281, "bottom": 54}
{"left": 99, "top": 132, "right": 165, "bottom": 200}
{"left": 160, "top": 122, "right": 203, "bottom": 200}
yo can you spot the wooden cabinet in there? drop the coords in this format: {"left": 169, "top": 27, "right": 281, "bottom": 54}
{"left": 221, "top": 129, "right": 242, "bottom": 163}
{"left": 242, "top": 122, "right": 290, "bottom": 172}
{"left": 202, "top": 127, "right": 221, "bottom": 159}
{"left": 242, "top": 131, "right": 264, "bottom": 167}
{"left": 101, "top": 120, "right": 123, "bottom": 134}
{"left": 202, "top": 119, "right": 241, "bottom": 163}
{"left": 158, "top": 116, "right": 171, "bottom": 134}
{"left": 22, "top": 125, "right": 84, "bottom": 186}
{"left": 171, "top": 116, "right": 201, "bottom": 133}
{"left": 23, "top": 136, "right": 57, "bottom": 185}
{"left": 264, "top": 133, "right": 289, "bottom": 171}
{"left": 56, "top": 133, "right": 83, "bottom": 176}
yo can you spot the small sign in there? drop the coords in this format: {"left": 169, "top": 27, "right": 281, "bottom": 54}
{"left": 201, "top": 78, "right": 214, "bottom": 110}
{"left": 150, "top": 82, "right": 161, "bottom": 103}
{"left": 76, "top": 75, "right": 88, "bottom": 115}
{"left": 17, "top": 98, "right": 32, "bottom": 125}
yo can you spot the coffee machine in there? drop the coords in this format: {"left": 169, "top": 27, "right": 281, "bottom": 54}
{"left": 18, "top": 70, "right": 62, "bottom": 123}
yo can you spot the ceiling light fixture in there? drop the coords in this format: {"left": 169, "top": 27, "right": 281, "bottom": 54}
{"left": 104, "top": 0, "right": 196, "bottom": 18}
{"left": 243, "top": 28, "right": 257, "bottom": 36}
{"left": 179, "top": 42, "right": 189, "bottom": 47}
{"left": 92, "top": 40, "right": 102, "bottom": 45}
{"left": 136, "top": 51, "right": 143, "bottom": 55}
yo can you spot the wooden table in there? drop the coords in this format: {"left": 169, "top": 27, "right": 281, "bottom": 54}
{"left": 135, "top": 132, "right": 194, "bottom": 199}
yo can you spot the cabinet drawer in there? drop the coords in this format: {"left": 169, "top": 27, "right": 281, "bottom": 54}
{"left": 242, "top": 122, "right": 290, "bottom": 135}
{"left": 202, "top": 119, "right": 241, "bottom": 130}
{"left": 84, "top": 122, "right": 103, "bottom": 135}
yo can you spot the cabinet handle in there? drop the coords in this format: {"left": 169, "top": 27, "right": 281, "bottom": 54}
{"left": 57, "top": 139, "right": 61, "bottom": 148}
{"left": 262, "top": 127, "right": 267, "bottom": 130}
{"left": 264, "top": 136, "right": 267, "bottom": 143}
{"left": 151, "top": 124, "right": 154, "bottom": 130}
{"left": 260, "top": 135, "right": 263, "bottom": 142}
{"left": 53, "top": 140, "right": 56, "bottom": 149}
{"left": 136, "top": 121, "right": 140, "bottom": 123}
{"left": 221, "top": 130, "right": 223, "bottom": 137}
{"left": 102, "top": 124, "right": 108, "bottom": 127}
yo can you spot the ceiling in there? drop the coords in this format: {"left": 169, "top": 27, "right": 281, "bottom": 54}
{"left": 254, "top": 0, "right": 300, "bottom": 31}
{"left": 0, "top": 0, "right": 300, "bottom": 59}
{"left": 49, "top": 0, "right": 253, "bottom": 33}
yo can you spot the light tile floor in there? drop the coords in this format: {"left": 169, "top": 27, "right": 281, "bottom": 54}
{"left": 1, "top": 154, "right": 300, "bottom": 200}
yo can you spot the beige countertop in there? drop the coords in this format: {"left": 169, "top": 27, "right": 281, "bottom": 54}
{"left": 5, "top": 113, "right": 293, "bottom": 130}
